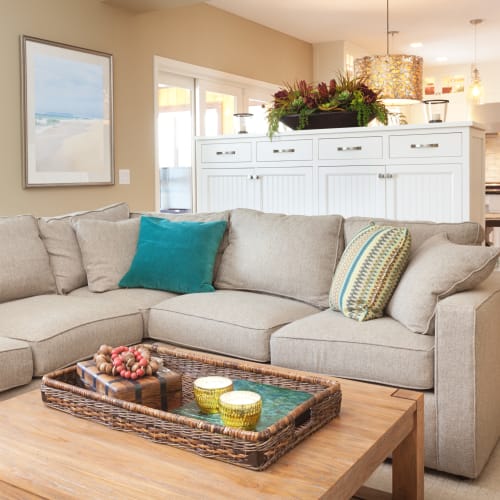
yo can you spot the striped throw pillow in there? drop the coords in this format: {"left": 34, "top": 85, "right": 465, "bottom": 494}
{"left": 329, "top": 224, "right": 411, "bottom": 321}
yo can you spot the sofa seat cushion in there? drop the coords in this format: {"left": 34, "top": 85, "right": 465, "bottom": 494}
{"left": 0, "top": 338, "right": 33, "bottom": 392}
{"left": 270, "top": 309, "right": 435, "bottom": 390}
{"left": 69, "top": 286, "right": 177, "bottom": 330}
{"left": 0, "top": 295, "right": 144, "bottom": 376}
{"left": 148, "top": 290, "right": 319, "bottom": 362}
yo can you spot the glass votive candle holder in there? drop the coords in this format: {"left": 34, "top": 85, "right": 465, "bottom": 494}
{"left": 233, "top": 112, "right": 253, "bottom": 134}
{"left": 422, "top": 99, "right": 449, "bottom": 123}
{"left": 193, "top": 376, "right": 233, "bottom": 414}
{"left": 218, "top": 390, "right": 262, "bottom": 430}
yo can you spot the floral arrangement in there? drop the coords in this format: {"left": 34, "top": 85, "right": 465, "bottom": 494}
{"left": 267, "top": 73, "right": 388, "bottom": 137}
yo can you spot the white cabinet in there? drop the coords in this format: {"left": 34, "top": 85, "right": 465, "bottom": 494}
{"left": 318, "top": 165, "right": 386, "bottom": 218}
{"left": 195, "top": 122, "right": 485, "bottom": 224}
{"left": 387, "top": 163, "right": 462, "bottom": 222}
{"left": 198, "top": 168, "right": 254, "bottom": 212}
{"left": 198, "top": 166, "right": 314, "bottom": 215}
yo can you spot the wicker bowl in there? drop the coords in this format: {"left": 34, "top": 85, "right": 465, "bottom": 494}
{"left": 219, "top": 390, "right": 262, "bottom": 430}
{"left": 193, "top": 376, "right": 233, "bottom": 414}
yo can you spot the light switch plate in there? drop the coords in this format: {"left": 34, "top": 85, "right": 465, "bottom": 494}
{"left": 118, "top": 169, "right": 130, "bottom": 184}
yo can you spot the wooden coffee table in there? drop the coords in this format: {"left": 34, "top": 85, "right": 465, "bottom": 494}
{"left": 0, "top": 352, "right": 423, "bottom": 499}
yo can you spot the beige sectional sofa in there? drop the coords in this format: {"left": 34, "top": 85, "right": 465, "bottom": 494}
{"left": 1, "top": 202, "right": 499, "bottom": 480}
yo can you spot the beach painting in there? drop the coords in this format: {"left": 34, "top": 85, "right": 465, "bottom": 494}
{"left": 22, "top": 36, "right": 113, "bottom": 187}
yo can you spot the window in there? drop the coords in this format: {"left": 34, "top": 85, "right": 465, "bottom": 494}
{"left": 154, "top": 57, "right": 278, "bottom": 212}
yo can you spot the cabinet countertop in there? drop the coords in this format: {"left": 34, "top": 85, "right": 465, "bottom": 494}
{"left": 195, "top": 121, "right": 485, "bottom": 141}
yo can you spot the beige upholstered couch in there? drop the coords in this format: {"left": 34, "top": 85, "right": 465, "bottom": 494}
{"left": 1, "top": 202, "right": 499, "bottom": 479}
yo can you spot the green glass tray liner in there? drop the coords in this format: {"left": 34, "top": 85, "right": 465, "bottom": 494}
{"left": 172, "top": 379, "right": 312, "bottom": 431}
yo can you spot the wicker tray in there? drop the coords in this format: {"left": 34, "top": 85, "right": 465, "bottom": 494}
{"left": 41, "top": 344, "right": 342, "bottom": 470}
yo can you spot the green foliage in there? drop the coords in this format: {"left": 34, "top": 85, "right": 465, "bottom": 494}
{"left": 267, "top": 72, "right": 388, "bottom": 137}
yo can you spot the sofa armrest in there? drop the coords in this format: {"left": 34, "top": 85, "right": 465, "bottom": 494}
{"left": 434, "top": 271, "right": 500, "bottom": 477}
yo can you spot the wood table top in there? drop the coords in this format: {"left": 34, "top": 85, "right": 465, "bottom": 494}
{"left": 0, "top": 366, "right": 421, "bottom": 499}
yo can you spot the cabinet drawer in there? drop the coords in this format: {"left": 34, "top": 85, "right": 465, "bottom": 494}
{"left": 389, "top": 133, "right": 462, "bottom": 158}
{"left": 257, "top": 139, "right": 312, "bottom": 162}
{"left": 200, "top": 142, "right": 252, "bottom": 163}
{"left": 318, "top": 136, "right": 383, "bottom": 160}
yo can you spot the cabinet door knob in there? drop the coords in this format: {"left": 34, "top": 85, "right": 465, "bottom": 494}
{"left": 247, "top": 175, "right": 254, "bottom": 180}
{"left": 337, "top": 146, "right": 362, "bottom": 151}
{"left": 386, "top": 173, "right": 393, "bottom": 179}
{"left": 272, "top": 148, "right": 295, "bottom": 153}
{"left": 378, "top": 173, "right": 386, "bottom": 179}
{"left": 410, "top": 143, "right": 439, "bottom": 149}
{"left": 216, "top": 150, "right": 236, "bottom": 155}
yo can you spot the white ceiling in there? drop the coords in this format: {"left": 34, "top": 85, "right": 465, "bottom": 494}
{"left": 103, "top": 0, "right": 500, "bottom": 66}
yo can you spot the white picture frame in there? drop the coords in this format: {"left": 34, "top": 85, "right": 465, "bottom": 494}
{"left": 21, "top": 36, "right": 114, "bottom": 187}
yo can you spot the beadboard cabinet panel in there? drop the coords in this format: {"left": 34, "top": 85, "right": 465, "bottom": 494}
{"left": 318, "top": 166, "right": 386, "bottom": 218}
{"left": 198, "top": 168, "right": 254, "bottom": 212}
{"left": 256, "top": 167, "right": 314, "bottom": 215}
{"left": 386, "top": 164, "right": 462, "bottom": 222}
{"left": 195, "top": 123, "right": 484, "bottom": 224}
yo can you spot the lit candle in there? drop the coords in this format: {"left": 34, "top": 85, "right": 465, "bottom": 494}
{"left": 193, "top": 376, "right": 233, "bottom": 413}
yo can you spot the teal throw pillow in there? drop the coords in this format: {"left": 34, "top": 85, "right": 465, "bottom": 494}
{"left": 119, "top": 216, "right": 227, "bottom": 294}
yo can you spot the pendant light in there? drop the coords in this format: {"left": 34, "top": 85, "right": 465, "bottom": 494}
{"left": 468, "top": 19, "right": 483, "bottom": 104}
{"left": 354, "top": 0, "right": 423, "bottom": 105}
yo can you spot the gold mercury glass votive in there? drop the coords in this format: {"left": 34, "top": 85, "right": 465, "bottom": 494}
{"left": 193, "top": 376, "right": 233, "bottom": 414}
{"left": 218, "top": 390, "right": 262, "bottom": 430}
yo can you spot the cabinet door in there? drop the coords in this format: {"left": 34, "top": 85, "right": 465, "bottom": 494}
{"left": 198, "top": 168, "right": 255, "bottom": 212}
{"left": 255, "top": 167, "right": 315, "bottom": 215}
{"left": 318, "top": 166, "right": 386, "bottom": 218}
{"left": 386, "top": 163, "right": 462, "bottom": 222}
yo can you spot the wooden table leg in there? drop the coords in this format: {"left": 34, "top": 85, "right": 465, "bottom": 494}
{"left": 391, "top": 390, "right": 424, "bottom": 500}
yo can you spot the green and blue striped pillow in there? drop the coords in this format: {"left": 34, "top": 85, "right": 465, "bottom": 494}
{"left": 329, "top": 224, "right": 411, "bottom": 321}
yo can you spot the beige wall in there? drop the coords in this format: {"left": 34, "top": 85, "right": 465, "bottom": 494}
{"left": 0, "top": 0, "right": 312, "bottom": 216}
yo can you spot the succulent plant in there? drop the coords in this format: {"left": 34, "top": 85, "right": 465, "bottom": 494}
{"left": 267, "top": 72, "right": 388, "bottom": 137}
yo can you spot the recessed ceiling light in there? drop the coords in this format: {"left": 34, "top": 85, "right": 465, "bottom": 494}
{"left": 410, "top": 42, "right": 423, "bottom": 48}
{"left": 436, "top": 56, "right": 448, "bottom": 62}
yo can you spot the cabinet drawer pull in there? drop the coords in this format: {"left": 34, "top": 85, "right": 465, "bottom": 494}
{"left": 272, "top": 148, "right": 295, "bottom": 154}
{"left": 386, "top": 173, "right": 393, "bottom": 179}
{"left": 410, "top": 143, "right": 439, "bottom": 149}
{"left": 216, "top": 150, "right": 236, "bottom": 155}
{"left": 378, "top": 173, "right": 385, "bottom": 179}
{"left": 337, "top": 146, "right": 362, "bottom": 151}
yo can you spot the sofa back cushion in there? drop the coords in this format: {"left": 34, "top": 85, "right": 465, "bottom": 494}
{"left": 344, "top": 217, "right": 483, "bottom": 255}
{"left": 38, "top": 202, "right": 129, "bottom": 294}
{"left": 0, "top": 215, "right": 56, "bottom": 303}
{"left": 387, "top": 233, "right": 500, "bottom": 334}
{"left": 215, "top": 209, "right": 344, "bottom": 308}
{"left": 73, "top": 218, "right": 140, "bottom": 293}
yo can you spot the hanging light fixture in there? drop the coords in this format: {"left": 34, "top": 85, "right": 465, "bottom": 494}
{"left": 354, "top": 0, "right": 423, "bottom": 105}
{"left": 468, "top": 19, "right": 483, "bottom": 104}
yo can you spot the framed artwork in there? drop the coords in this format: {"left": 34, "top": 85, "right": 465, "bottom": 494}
{"left": 21, "top": 36, "right": 114, "bottom": 187}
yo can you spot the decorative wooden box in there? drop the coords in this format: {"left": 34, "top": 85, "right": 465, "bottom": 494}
{"left": 76, "top": 360, "right": 182, "bottom": 411}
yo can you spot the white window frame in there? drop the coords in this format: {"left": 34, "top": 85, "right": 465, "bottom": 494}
{"left": 153, "top": 56, "right": 278, "bottom": 211}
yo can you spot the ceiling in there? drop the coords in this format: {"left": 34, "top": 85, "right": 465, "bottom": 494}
{"left": 102, "top": 0, "right": 500, "bottom": 66}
